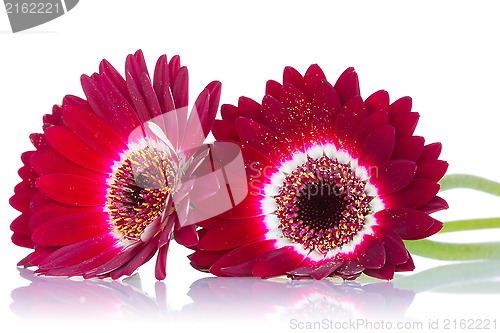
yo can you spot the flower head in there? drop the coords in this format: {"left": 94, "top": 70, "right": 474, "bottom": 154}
{"left": 10, "top": 50, "right": 221, "bottom": 280}
{"left": 189, "top": 65, "right": 448, "bottom": 280}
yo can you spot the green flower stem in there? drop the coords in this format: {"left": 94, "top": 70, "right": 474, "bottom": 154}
{"left": 404, "top": 174, "right": 500, "bottom": 261}
{"left": 440, "top": 217, "right": 500, "bottom": 233}
{"left": 440, "top": 174, "right": 500, "bottom": 195}
{"left": 404, "top": 240, "right": 500, "bottom": 260}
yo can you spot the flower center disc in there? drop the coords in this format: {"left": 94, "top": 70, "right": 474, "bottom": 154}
{"left": 275, "top": 156, "right": 372, "bottom": 254}
{"left": 106, "top": 145, "right": 174, "bottom": 241}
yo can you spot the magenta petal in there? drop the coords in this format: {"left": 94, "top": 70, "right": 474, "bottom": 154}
{"left": 212, "top": 119, "right": 239, "bottom": 141}
{"left": 262, "top": 95, "right": 304, "bottom": 153}
{"left": 188, "top": 249, "right": 229, "bottom": 268}
{"left": 197, "top": 217, "right": 268, "bottom": 251}
{"left": 372, "top": 225, "right": 409, "bottom": 265}
{"left": 336, "top": 258, "right": 365, "bottom": 276}
{"left": 375, "top": 207, "right": 435, "bottom": 239}
{"left": 389, "top": 96, "right": 412, "bottom": 116}
{"left": 352, "top": 109, "right": 389, "bottom": 156}
{"left": 99, "top": 59, "right": 129, "bottom": 104}
{"left": 36, "top": 174, "right": 107, "bottom": 206}
{"left": 334, "top": 96, "right": 366, "bottom": 149}
{"left": 215, "top": 193, "right": 267, "bottom": 219}
{"left": 312, "top": 80, "right": 341, "bottom": 143}
{"left": 358, "top": 125, "right": 395, "bottom": 168}
{"left": 252, "top": 246, "right": 304, "bottom": 278}
{"left": 238, "top": 96, "right": 263, "bottom": 122}
{"left": 209, "top": 239, "right": 276, "bottom": 276}
{"left": 185, "top": 82, "right": 221, "bottom": 146}
{"left": 44, "top": 126, "right": 112, "bottom": 173}
{"left": 364, "top": 264, "right": 395, "bottom": 280}
{"left": 155, "top": 244, "right": 169, "bottom": 280}
{"left": 235, "top": 117, "right": 292, "bottom": 165}
{"left": 10, "top": 214, "right": 31, "bottom": 236}
{"left": 265, "top": 80, "right": 282, "bottom": 100}
{"left": 391, "top": 112, "right": 420, "bottom": 138}
{"left": 356, "top": 235, "right": 386, "bottom": 269}
{"left": 391, "top": 136, "right": 425, "bottom": 161}
{"left": 172, "top": 66, "right": 189, "bottom": 109}
{"left": 406, "top": 220, "right": 443, "bottom": 240}
{"left": 80, "top": 74, "right": 142, "bottom": 141}
{"left": 303, "top": 64, "right": 326, "bottom": 100}
{"left": 310, "top": 258, "right": 344, "bottom": 280}
{"left": 32, "top": 212, "right": 109, "bottom": 246}
{"left": 418, "top": 196, "right": 449, "bottom": 214}
{"left": 333, "top": 67, "right": 360, "bottom": 105}
{"left": 370, "top": 160, "right": 417, "bottom": 195}
{"left": 415, "top": 160, "right": 448, "bottom": 182}
{"left": 61, "top": 105, "right": 127, "bottom": 160}
{"left": 153, "top": 55, "right": 175, "bottom": 114}
{"left": 30, "top": 149, "right": 105, "bottom": 181}
{"left": 381, "top": 179, "right": 440, "bottom": 209}
{"left": 283, "top": 66, "right": 304, "bottom": 90}
{"left": 220, "top": 104, "right": 239, "bottom": 122}
{"left": 220, "top": 261, "right": 255, "bottom": 276}
{"left": 280, "top": 83, "right": 315, "bottom": 146}
{"left": 37, "top": 232, "right": 116, "bottom": 269}
{"left": 419, "top": 142, "right": 442, "bottom": 161}
{"left": 395, "top": 255, "right": 415, "bottom": 272}
{"left": 110, "top": 237, "right": 160, "bottom": 279}
{"left": 365, "top": 90, "right": 390, "bottom": 114}
{"left": 174, "top": 225, "right": 199, "bottom": 247}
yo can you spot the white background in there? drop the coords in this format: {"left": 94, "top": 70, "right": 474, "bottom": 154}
{"left": 1, "top": 1, "right": 500, "bottom": 332}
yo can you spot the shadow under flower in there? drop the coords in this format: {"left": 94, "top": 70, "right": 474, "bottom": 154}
{"left": 11, "top": 260, "right": 500, "bottom": 324}
{"left": 183, "top": 277, "right": 415, "bottom": 324}
{"left": 10, "top": 268, "right": 171, "bottom": 323}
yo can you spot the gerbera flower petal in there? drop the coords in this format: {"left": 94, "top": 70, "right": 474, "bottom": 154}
{"left": 375, "top": 207, "right": 436, "bottom": 239}
{"left": 333, "top": 67, "right": 360, "bottom": 104}
{"left": 391, "top": 136, "right": 425, "bottom": 161}
{"left": 44, "top": 126, "right": 112, "bottom": 173}
{"left": 212, "top": 119, "right": 239, "bottom": 141}
{"left": 262, "top": 95, "right": 304, "bottom": 153}
{"left": 415, "top": 160, "right": 449, "bottom": 182}
{"left": 358, "top": 125, "right": 396, "bottom": 167}
{"left": 303, "top": 64, "right": 326, "bottom": 100}
{"left": 372, "top": 225, "right": 409, "bottom": 265}
{"left": 364, "top": 264, "right": 395, "bottom": 280}
{"left": 36, "top": 174, "right": 107, "bottom": 206}
{"left": 234, "top": 117, "right": 292, "bottom": 165}
{"left": 197, "top": 216, "right": 269, "bottom": 251}
{"left": 30, "top": 149, "right": 105, "bottom": 180}
{"left": 265, "top": 80, "right": 282, "bottom": 99}
{"left": 312, "top": 81, "right": 341, "bottom": 143}
{"left": 370, "top": 160, "right": 417, "bottom": 195}
{"left": 252, "top": 246, "right": 304, "bottom": 278}
{"left": 209, "top": 239, "right": 276, "bottom": 276}
{"left": 382, "top": 178, "right": 440, "bottom": 209}
{"left": 356, "top": 235, "right": 386, "bottom": 269}
{"left": 189, "top": 63, "right": 447, "bottom": 281}
{"left": 365, "top": 90, "right": 390, "bottom": 114}
{"left": 334, "top": 96, "right": 366, "bottom": 149}
{"left": 31, "top": 212, "right": 109, "bottom": 246}
{"left": 352, "top": 109, "right": 389, "bottom": 156}
{"left": 280, "top": 83, "right": 316, "bottom": 146}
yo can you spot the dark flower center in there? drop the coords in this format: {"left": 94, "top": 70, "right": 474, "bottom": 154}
{"left": 106, "top": 146, "right": 174, "bottom": 241}
{"left": 275, "top": 156, "right": 372, "bottom": 254}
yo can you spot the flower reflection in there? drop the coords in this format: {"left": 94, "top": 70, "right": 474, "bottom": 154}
{"left": 183, "top": 277, "right": 415, "bottom": 323}
{"left": 11, "top": 268, "right": 170, "bottom": 323}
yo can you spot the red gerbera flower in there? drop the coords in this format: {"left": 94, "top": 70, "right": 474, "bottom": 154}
{"left": 9, "top": 50, "right": 221, "bottom": 280}
{"left": 189, "top": 65, "right": 448, "bottom": 280}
